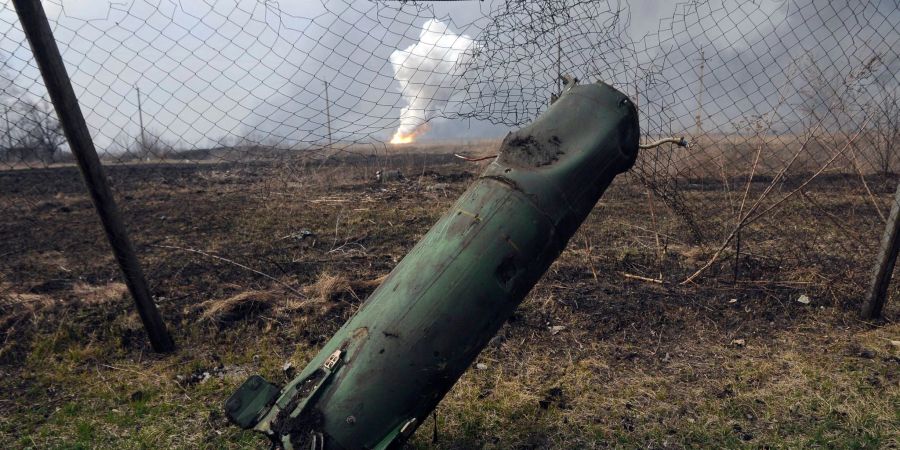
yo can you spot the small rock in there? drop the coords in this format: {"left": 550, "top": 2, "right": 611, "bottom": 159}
{"left": 717, "top": 385, "right": 735, "bottom": 398}
{"left": 730, "top": 338, "right": 746, "bottom": 348}
{"left": 889, "top": 340, "right": 900, "bottom": 349}
{"left": 425, "top": 183, "right": 450, "bottom": 192}
{"left": 477, "top": 388, "right": 493, "bottom": 399}
{"left": 286, "top": 230, "right": 315, "bottom": 241}
{"left": 549, "top": 325, "right": 566, "bottom": 335}
{"left": 487, "top": 335, "right": 506, "bottom": 348}
{"left": 476, "top": 363, "right": 488, "bottom": 370}
{"left": 538, "top": 387, "right": 567, "bottom": 410}
{"left": 282, "top": 361, "right": 295, "bottom": 379}
{"left": 728, "top": 298, "right": 738, "bottom": 304}
{"left": 797, "top": 294, "right": 810, "bottom": 305}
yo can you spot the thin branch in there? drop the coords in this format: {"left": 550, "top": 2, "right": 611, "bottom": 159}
{"left": 680, "top": 125, "right": 821, "bottom": 285}
{"left": 639, "top": 136, "right": 687, "bottom": 149}
{"left": 583, "top": 235, "right": 598, "bottom": 282}
{"left": 152, "top": 244, "right": 304, "bottom": 297}
{"left": 679, "top": 116, "right": 871, "bottom": 285}
{"left": 846, "top": 142, "right": 887, "bottom": 223}
{"left": 454, "top": 153, "right": 498, "bottom": 162}
{"left": 645, "top": 188, "right": 663, "bottom": 279}
{"left": 621, "top": 272, "right": 663, "bottom": 284}
{"left": 745, "top": 119, "right": 869, "bottom": 225}
{"left": 736, "top": 117, "right": 773, "bottom": 224}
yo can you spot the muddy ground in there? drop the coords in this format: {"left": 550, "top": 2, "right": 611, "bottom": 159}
{"left": 0, "top": 155, "right": 897, "bottom": 448}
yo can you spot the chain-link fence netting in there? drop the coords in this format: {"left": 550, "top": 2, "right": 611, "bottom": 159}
{"left": 1, "top": 0, "right": 898, "bottom": 300}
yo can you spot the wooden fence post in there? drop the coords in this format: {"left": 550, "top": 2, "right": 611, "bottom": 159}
{"left": 862, "top": 181, "right": 900, "bottom": 319}
{"left": 11, "top": 0, "right": 174, "bottom": 352}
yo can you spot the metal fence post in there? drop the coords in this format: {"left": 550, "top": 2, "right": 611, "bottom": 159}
{"left": 862, "top": 181, "right": 900, "bottom": 319}
{"left": 11, "top": 0, "right": 175, "bottom": 352}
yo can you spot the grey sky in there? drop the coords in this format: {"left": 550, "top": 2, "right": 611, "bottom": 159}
{"left": 0, "top": 0, "right": 897, "bottom": 152}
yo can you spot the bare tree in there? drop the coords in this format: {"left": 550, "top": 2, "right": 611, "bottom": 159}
{"left": 111, "top": 128, "right": 174, "bottom": 161}
{"left": 15, "top": 99, "right": 65, "bottom": 163}
{"left": 871, "top": 90, "right": 899, "bottom": 175}
{"left": 0, "top": 58, "right": 21, "bottom": 162}
{"left": 107, "top": 130, "right": 136, "bottom": 159}
{"left": 797, "top": 55, "right": 878, "bottom": 132}
{"left": 139, "top": 128, "right": 174, "bottom": 160}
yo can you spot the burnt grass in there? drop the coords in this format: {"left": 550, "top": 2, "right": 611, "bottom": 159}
{"left": 0, "top": 155, "right": 898, "bottom": 449}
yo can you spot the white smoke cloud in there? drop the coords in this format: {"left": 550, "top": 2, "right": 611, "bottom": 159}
{"left": 389, "top": 19, "right": 476, "bottom": 143}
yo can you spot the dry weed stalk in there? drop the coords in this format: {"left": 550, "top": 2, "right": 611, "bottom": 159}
{"left": 200, "top": 290, "right": 281, "bottom": 322}
{"left": 645, "top": 188, "right": 663, "bottom": 279}
{"left": 582, "top": 235, "right": 598, "bottom": 281}
{"left": 681, "top": 116, "right": 870, "bottom": 285}
{"left": 846, "top": 144, "right": 887, "bottom": 223}
{"left": 620, "top": 272, "right": 663, "bottom": 284}
{"left": 199, "top": 272, "right": 387, "bottom": 323}
{"left": 153, "top": 244, "right": 304, "bottom": 297}
{"left": 304, "top": 272, "right": 354, "bottom": 302}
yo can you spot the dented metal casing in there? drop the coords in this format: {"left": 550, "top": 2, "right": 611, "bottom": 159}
{"left": 225, "top": 81, "right": 639, "bottom": 449}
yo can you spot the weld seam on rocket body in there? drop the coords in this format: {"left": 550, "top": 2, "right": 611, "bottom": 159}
{"left": 480, "top": 175, "right": 557, "bottom": 223}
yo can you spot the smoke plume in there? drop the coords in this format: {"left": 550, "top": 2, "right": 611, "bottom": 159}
{"left": 389, "top": 19, "right": 476, "bottom": 143}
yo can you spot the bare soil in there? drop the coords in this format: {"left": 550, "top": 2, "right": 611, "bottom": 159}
{"left": 0, "top": 155, "right": 897, "bottom": 448}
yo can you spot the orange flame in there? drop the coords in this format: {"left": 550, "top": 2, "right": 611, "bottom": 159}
{"left": 390, "top": 133, "right": 415, "bottom": 144}
{"left": 390, "top": 124, "right": 429, "bottom": 145}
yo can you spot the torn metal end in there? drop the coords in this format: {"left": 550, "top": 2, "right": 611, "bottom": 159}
{"left": 224, "top": 375, "right": 281, "bottom": 430}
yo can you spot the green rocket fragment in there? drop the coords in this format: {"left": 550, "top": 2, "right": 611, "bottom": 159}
{"left": 225, "top": 80, "right": 640, "bottom": 449}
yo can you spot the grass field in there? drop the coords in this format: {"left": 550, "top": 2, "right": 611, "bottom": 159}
{"left": 0, "top": 151, "right": 898, "bottom": 449}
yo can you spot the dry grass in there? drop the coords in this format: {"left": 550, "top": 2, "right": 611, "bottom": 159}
{"left": 303, "top": 272, "right": 353, "bottom": 302}
{"left": 198, "top": 272, "right": 388, "bottom": 325}
{"left": 0, "top": 156, "right": 897, "bottom": 448}
{"left": 72, "top": 282, "right": 128, "bottom": 305}
{"left": 420, "top": 315, "right": 899, "bottom": 449}
{"left": 199, "top": 290, "right": 283, "bottom": 324}
{"left": 636, "top": 131, "right": 899, "bottom": 183}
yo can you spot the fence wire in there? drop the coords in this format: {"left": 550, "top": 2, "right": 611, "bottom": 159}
{"left": 1, "top": 0, "right": 898, "bottom": 293}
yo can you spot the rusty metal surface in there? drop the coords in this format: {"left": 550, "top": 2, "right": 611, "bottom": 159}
{"left": 225, "top": 81, "right": 639, "bottom": 449}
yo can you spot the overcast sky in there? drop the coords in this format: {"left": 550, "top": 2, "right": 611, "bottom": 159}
{"left": 0, "top": 0, "right": 897, "bottom": 152}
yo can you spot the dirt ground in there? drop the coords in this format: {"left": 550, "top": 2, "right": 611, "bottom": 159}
{"left": 0, "top": 154, "right": 897, "bottom": 449}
